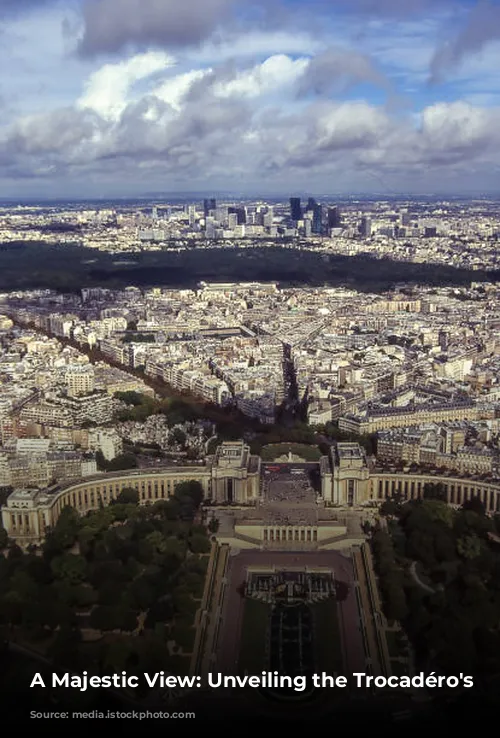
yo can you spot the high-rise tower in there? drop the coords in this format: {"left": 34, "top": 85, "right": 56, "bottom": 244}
{"left": 290, "top": 197, "right": 302, "bottom": 221}
{"left": 203, "top": 198, "right": 216, "bottom": 218}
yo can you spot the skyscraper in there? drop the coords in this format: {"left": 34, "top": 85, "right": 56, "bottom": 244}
{"left": 228, "top": 206, "right": 247, "bottom": 225}
{"left": 290, "top": 197, "right": 302, "bottom": 221}
{"left": 263, "top": 206, "right": 273, "bottom": 228}
{"left": 306, "top": 197, "right": 317, "bottom": 212}
{"left": 312, "top": 203, "right": 323, "bottom": 234}
{"left": 327, "top": 206, "right": 342, "bottom": 229}
{"left": 360, "top": 216, "right": 372, "bottom": 238}
{"left": 203, "top": 198, "right": 216, "bottom": 218}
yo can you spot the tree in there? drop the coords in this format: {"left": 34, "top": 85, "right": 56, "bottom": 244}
{"left": 107, "top": 453, "right": 138, "bottom": 471}
{"left": 361, "top": 520, "right": 373, "bottom": 535}
{"left": 10, "top": 570, "right": 39, "bottom": 602}
{"left": 115, "top": 390, "right": 142, "bottom": 406}
{"left": 173, "top": 588, "right": 197, "bottom": 617}
{"left": 89, "top": 559, "right": 128, "bottom": 588}
{"left": 385, "top": 585, "right": 408, "bottom": 622}
{"left": 0, "top": 526, "right": 8, "bottom": 550}
{"left": 380, "top": 499, "right": 400, "bottom": 517}
{"left": 90, "top": 606, "right": 120, "bottom": 631}
{"left": 423, "top": 482, "right": 446, "bottom": 501}
{"left": 174, "top": 481, "right": 204, "bottom": 509}
{"left": 184, "top": 572, "right": 205, "bottom": 597}
{"left": 171, "top": 624, "right": 195, "bottom": 652}
{"left": 72, "top": 585, "right": 97, "bottom": 609}
{"left": 24, "top": 555, "right": 53, "bottom": 584}
{"left": 44, "top": 506, "right": 81, "bottom": 555}
{"left": 7, "top": 544, "right": 24, "bottom": 562}
{"left": 421, "top": 499, "right": 454, "bottom": 527}
{"left": 457, "top": 534, "right": 481, "bottom": 560}
{"left": 117, "top": 608, "right": 138, "bottom": 632}
{"left": 51, "top": 554, "right": 87, "bottom": 584}
{"left": 115, "top": 487, "right": 139, "bottom": 506}
{"left": 145, "top": 598, "right": 174, "bottom": 629}
{"left": 171, "top": 428, "right": 187, "bottom": 447}
{"left": 103, "top": 640, "right": 133, "bottom": 672}
{"left": 146, "top": 531, "right": 171, "bottom": 555}
{"left": 208, "top": 518, "right": 219, "bottom": 534}
{"left": 48, "top": 626, "right": 82, "bottom": 668}
{"left": 433, "top": 531, "right": 456, "bottom": 562}
{"left": 406, "top": 529, "right": 436, "bottom": 569}
{"left": 189, "top": 534, "right": 210, "bottom": 554}
{"left": 455, "top": 509, "right": 492, "bottom": 538}
{"left": 98, "top": 580, "right": 124, "bottom": 607}
{"left": 126, "top": 577, "right": 156, "bottom": 611}
{"left": 75, "top": 527, "right": 96, "bottom": 559}
{"left": 463, "top": 496, "right": 486, "bottom": 516}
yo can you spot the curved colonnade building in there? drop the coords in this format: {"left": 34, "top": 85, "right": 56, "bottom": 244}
{"left": 2, "top": 440, "right": 500, "bottom": 546}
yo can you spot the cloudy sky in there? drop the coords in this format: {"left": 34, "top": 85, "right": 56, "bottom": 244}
{"left": 1, "top": 0, "right": 500, "bottom": 197}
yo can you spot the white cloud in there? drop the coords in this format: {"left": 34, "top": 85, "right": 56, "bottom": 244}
{"left": 214, "top": 55, "right": 310, "bottom": 98}
{"left": 420, "top": 101, "right": 500, "bottom": 151}
{"left": 153, "top": 69, "right": 211, "bottom": 111}
{"left": 4, "top": 1, "right": 500, "bottom": 194}
{"left": 77, "top": 50, "right": 175, "bottom": 120}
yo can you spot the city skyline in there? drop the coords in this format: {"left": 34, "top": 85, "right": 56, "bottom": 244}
{"left": 1, "top": 0, "right": 500, "bottom": 197}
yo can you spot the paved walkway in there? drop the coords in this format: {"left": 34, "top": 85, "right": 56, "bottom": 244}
{"left": 409, "top": 561, "right": 435, "bottom": 593}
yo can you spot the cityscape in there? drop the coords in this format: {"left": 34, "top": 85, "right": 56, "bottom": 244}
{"left": 2, "top": 0, "right": 500, "bottom": 728}
{"left": 2, "top": 196, "right": 500, "bottom": 272}
{"left": 1, "top": 196, "right": 500, "bottom": 725}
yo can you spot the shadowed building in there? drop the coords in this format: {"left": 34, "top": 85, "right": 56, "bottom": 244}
{"left": 290, "top": 197, "right": 302, "bottom": 222}
{"left": 203, "top": 198, "right": 216, "bottom": 217}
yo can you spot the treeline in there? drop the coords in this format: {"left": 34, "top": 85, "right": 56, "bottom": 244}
{"left": 0, "top": 481, "right": 211, "bottom": 695}
{"left": 0, "top": 242, "right": 497, "bottom": 293}
{"left": 95, "top": 450, "right": 138, "bottom": 472}
{"left": 114, "top": 392, "right": 377, "bottom": 460}
{"left": 114, "top": 391, "right": 201, "bottom": 425}
{"left": 372, "top": 488, "right": 500, "bottom": 683}
{"left": 372, "top": 529, "right": 407, "bottom": 621}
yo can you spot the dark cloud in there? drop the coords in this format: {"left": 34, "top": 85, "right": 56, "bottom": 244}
{"left": 72, "top": 0, "right": 457, "bottom": 59}
{"left": 2, "top": 75, "right": 500, "bottom": 191}
{"left": 430, "top": 1, "right": 500, "bottom": 82}
{"left": 8, "top": 108, "right": 104, "bottom": 156}
{"left": 78, "top": 0, "right": 234, "bottom": 56}
{"left": 296, "top": 47, "right": 388, "bottom": 97}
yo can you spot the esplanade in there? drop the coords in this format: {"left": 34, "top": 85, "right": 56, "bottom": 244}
{"left": 2, "top": 440, "right": 500, "bottom": 545}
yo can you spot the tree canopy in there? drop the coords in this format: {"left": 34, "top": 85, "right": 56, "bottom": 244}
{"left": 0, "top": 478, "right": 212, "bottom": 690}
{"left": 372, "top": 496, "right": 500, "bottom": 682}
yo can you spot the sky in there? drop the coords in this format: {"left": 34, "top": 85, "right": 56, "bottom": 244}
{"left": 1, "top": 0, "right": 500, "bottom": 197}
